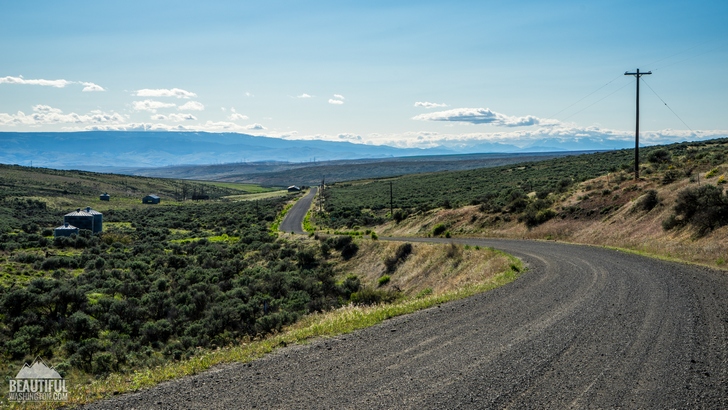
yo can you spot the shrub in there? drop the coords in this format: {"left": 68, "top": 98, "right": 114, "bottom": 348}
{"left": 378, "top": 275, "right": 391, "bottom": 286}
{"left": 636, "top": 190, "right": 659, "bottom": 212}
{"left": 432, "top": 224, "right": 447, "bottom": 236}
{"left": 668, "top": 185, "right": 728, "bottom": 236}
{"left": 706, "top": 167, "right": 719, "bottom": 179}
{"left": 392, "top": 209, "right": 407, "bottom": 223}
{"left": 384, "top": 243, "right": 412, "bottom": 273}
{"left": 340, "top": 242, "right": 359, "bottom": 260}
{"left": 648, "top": 149, "right": 671, "bottom": 164}
{"left": 662, "top": 169, "right": 681, "bottom": 185}
{"left": 350, "top": 287, "right": 398, "bottom": 305}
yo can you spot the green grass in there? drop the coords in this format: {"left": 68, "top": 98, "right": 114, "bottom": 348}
{"left": 224, "top": 190, "right": 290, "bottom": 201}
{"left": 28, "top": 248, "right": 522, "bottom": 410}
{"left": 170, "top": 234, "right": 240, "bottom": 244}
{"left": 271, "top": 202, "right": 295, "bottom": 233}
{"left": 201, "top": 181, "right": 277, "bottom": 193}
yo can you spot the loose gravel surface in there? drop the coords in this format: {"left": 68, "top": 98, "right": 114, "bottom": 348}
{"left": 82, "top": 238, "right": 728, "bottom": 409}
{"left": 278, "top": 187, "right": 317, "bottom": 234}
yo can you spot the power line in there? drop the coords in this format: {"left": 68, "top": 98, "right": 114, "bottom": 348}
{"left": 640, "top": 77, "right": 693, "bottom": 131}
{"left": 545, "top": 74, "right": 624, "bottom": 121}
{"left": 651, "top": 41, "right": 727, "bottom": 72}
{"left": 560, "top": 80, "right": 632, "bottom": 122}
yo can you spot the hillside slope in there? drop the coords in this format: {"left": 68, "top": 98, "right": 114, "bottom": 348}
{"left": 321, "top": 138, "right": 728, "bottom": 268}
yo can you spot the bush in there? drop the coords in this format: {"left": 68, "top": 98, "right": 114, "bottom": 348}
{"left": 662, "top": 169, "right": 681, "bottom": 185}
{"left": 340, "top": 242, "right": 359, "bottom": 260}
{"left": 648, "top": 149, "right": 671, "bottom": 164}
{"left": 378, "top": 275, "right": 391, "bottom": 286}
{"left": 668, "top": 185, "right": 728, "bottom": 236}
{"left": 350, "top": 287, "right": 398, "bottom": 305}
{"left": 636, "top": 190, "right": 659, "bottom": 212}
{"left": 432, "top": 224, "right": 447, "bottom": 236}
{"left": 384, "top": 243, "right": 412, "bottom": 273}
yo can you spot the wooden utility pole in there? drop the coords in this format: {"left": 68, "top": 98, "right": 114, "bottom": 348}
{"left": 624, "top": 68, "right": 651, "bottom": 179}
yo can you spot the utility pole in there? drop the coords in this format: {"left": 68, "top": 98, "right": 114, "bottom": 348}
{"left": 624, "top": 68, "right": 651, "bottom": 180}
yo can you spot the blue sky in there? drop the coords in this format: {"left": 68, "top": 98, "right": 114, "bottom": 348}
{"left": 1, "top": 0, "right": 726, "bottom": 149}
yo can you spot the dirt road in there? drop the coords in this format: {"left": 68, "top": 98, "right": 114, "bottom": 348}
{"left": 83, "top": 236, "right": 728, "bottom": 409}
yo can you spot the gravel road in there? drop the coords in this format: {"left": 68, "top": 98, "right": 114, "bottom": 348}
{"left": 82, "top": 238, "right": 728, "bottom": 409}
{"left": 278, "top": 187, "right": 317, "bottom": 234}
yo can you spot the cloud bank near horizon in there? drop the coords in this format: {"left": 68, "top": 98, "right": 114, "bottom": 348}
{"left": 413, "top": 107, "right": 559, "bottom": 127}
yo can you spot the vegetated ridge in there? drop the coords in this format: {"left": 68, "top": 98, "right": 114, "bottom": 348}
{"left": 318, "top": 138, "right": 728, "bottom": 268}
{"left": 127, "top": 151, "right": 591, "bottom": 186}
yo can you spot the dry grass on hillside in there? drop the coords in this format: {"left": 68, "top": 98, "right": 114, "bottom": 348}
{"left": 376, "top": 170, "right": 728, "bottom": 269}
{"left": 334, "top": 240, "right": 513, "bottom": 297}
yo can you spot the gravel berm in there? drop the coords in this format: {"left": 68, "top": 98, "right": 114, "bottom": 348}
{"left": 81, "top": 238, "right": 728, "bottom": 409}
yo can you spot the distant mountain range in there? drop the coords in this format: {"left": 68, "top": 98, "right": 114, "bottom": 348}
{"left": 0, "top": 131, "right": 635, "bottom": 170}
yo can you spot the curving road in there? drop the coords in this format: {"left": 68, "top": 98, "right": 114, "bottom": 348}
{"left": 279, "top": 187, "right": 317, "bottom": 234}
{"left": 83, "top": 238, "right": 728, "bottom": 408}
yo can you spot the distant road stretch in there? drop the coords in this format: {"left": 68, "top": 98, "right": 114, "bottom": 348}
{"left": 83, "top": 236, "right": 728, "bottom": 409}
{"left": 278, "top": 187, "right": 317, "bottom": 234}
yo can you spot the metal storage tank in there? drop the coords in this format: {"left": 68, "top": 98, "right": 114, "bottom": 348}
{"left": 64, "top": 209, "right": 94, "bottom": 232}
{"left": 54, "top": 223, "right": 79, "bottom": 237}
{"left": 84, "top": 207, "right": 103, "bottom": 233}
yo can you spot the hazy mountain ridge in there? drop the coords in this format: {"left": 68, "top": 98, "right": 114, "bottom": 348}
{"left": 0, "top": 131, "right": 637, "bottom": 171}
{"left": 0, "top": 131, "right": 455, "bottom": 168}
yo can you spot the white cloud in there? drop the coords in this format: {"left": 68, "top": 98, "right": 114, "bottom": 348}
{"left": 415, "top": 101, "right": 447, "bottom": 109}
{"left": 328, "top": 99, "right": 344, "bottom": 105}
{"left": 245, "top": 92, "right": 254, "bottom": 97}
{"left": 0, "top": 105, "right": 125, "bottom": 127}
{"left": 132, "top": 100, "right": 176, "bottom": 113}
{"left": 0, "top": 76, "right": 106, "bottom": 92}
{"left": 297, "top": 93, "right": 313, "bottom": 99}
{"left": 246, "top": 123, "right": 266, "bottom": 130}
{"left": 151, "top": 113, "right": 197, "bottom": 122}
{"left": 413, "top": 107, "right": 556, "bottom": 127}
{"left": 178, "top": 101, "right": 205, "bottom": 111}
{"left": 337, "top": 133, "right": 362, "bottom": 141}
{"left": 135, "top": 88, "right": 197, "bottom": 99}
{"left": 229, "top": 113, "right": 249, "bottom": 121}
{"left": 81, "top": 82, "right": 105, "bottom": 92}
{"left": 0, "top": 76, "right": 72, "bottom": 88}
{"left": 334, "top": 94, "right": 345, "bottom": 100}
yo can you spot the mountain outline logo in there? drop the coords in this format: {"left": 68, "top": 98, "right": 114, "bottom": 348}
{"left": 8, "top": 357, "right": 68, "bottom": 402}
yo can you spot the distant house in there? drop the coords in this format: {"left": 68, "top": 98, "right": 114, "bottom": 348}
{"left": 143, "top": 194, "right": 161, "bottom": 204}
{"left": 288, "top": 185, "right": 301, "bottom": 192}
{"left": 100, "top": 193, "right": 110, "bottom": 201}
{"left": 54, "top": 223, "right": 79, "bottom": 238}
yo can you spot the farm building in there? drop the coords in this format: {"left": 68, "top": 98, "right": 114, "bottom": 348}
{"left": 143, "top": 194, "right": 161, "bottom": 204}
{"left": 54, "top": 223, "right": 79, "bottom": 238}
{"left": 100, "top": 193, "right": 110, "bottom": 201}
{"left": 63, "top": 207, "right": 103, "bottom": 233}
{"left": 288, "top": 185, "right": 301, "bottom": 192}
